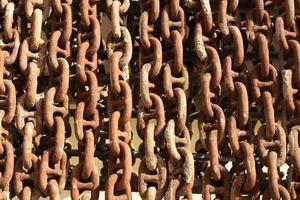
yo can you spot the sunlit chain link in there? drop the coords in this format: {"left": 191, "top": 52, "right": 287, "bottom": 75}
{"left": 160, "top": 0, "right": 194, "bottom": 199}
{"left": 137, "top": 0, "right": 167, "bottom": 199}
{"left": 0, "top": 1, "right": 18, "bottom": 198}
{"left": 15, "top": 0, "right": 50, "bottom": 198}
{"left": 277, "top": 0, "right": 300, "bottom": 199}
{"left": 105, "top": 0, "right": 132, "bottom": 198}
{"left": 106, "top": 0, "right": 129, "bottom": 39}
{"left": 72, "top": 0, "right": 101, "bottom": 199}
{"left": 187, "top": 0, "right": 213, "bottom": 63}
{"left": 2, "top": 0, "right": 300, "bottom": 198}
{"left": 40, "top": 0, "right": 72, "bottom": 199}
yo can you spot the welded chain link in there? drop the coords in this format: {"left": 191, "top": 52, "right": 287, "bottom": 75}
{"left": 2, "top": 0, "right": 300, "bottom": 199}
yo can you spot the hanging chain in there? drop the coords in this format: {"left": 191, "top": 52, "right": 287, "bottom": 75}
{"left": 39, "top": 0, "right": 72, "bottom": 199}
{"left": 105, "top": 0, "right": 132, "bottom": 199}
{"left": 0, "top": 0, "right": 18, "bottom": 198}
{"left": 15, "top": 0, "right": 49, "bottom": 198}
{"left": 72, "top": 0, "right": 101, "bottom": 199}
{"left": 2, "top": 0, "right": 300, "bottom": 199}
{"left": 138, "top": 0, "right": 167, "bottom": 199}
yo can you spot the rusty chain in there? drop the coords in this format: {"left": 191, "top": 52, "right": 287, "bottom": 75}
{"left": 105, "top": 0, "right": 132, "bottom": 199}
{"left": 41, "top": 0, "right": 71, "bottom": 199}
{"left": 73, "top": 0, "right": 101, "bottom": 199}
{"left": 0, "top": 0, "right": 300, "bottom": 199}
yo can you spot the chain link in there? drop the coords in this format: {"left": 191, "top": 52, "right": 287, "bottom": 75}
{"left": 1, "top": 0, "right": 300, "bottom": 199}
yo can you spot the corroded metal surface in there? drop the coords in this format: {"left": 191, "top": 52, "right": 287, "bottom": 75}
{"left": 0, "top": 0, "right": 299, "bottom": 199}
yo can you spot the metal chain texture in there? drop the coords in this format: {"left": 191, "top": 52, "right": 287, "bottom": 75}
{"left": 0, "top": 0, "right": 300, "bottom": 199}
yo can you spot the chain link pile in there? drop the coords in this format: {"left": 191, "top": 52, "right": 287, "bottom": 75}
{"left": 0, "top": 0, "right": 300, "bottom": 199}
